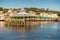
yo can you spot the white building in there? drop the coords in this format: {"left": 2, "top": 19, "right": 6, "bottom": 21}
{"left": 39, "top": 12, "right": 58, "bottom": 18}
{"left": 10, "top": 8, "right": 36, "bottom": 17}
{"left": 51, "top": 14, "right": 58, "bottom": 18}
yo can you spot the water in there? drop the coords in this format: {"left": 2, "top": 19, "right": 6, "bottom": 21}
{"left": 0, "top": 21, "right": 60, "bottom": 40}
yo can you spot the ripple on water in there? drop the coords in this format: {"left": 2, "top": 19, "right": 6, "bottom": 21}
{"left": 0, "top": 21, "right": 60, "bottom": 40}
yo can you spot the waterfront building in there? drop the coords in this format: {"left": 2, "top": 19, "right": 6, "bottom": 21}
{"left": 9, "top": 8, "right": 36, "bottom": 17}
{"left": 39, "top": 12, "right": 48, "bottom": 17}
{"left": 7, "top": 9, "right": 14, "bottom": 14}
{"left": 0, "top": 7, "right": 59, "bottom": 22}
{"left": 51, "top": 14, "right": 58, "bottom": 18}
{"left": 0, "top": 11, "right": 5, "bottom": 20}
{"left": 14, "top": 11, "right": 18, "bottom": 14}
{"left": 0, "top": 11, "right": 3, "bottom": 14}
{"left": 7, "top": 9, "right": 14, "bottom": 16}
{"left": 19, "top": 8, "right": 26, "bottom": 14}
{"left": 29, "top": 11, "right": 36, "bottom": 16}
{"left": 39, "top": 12, "right": 58, "bottom": 18}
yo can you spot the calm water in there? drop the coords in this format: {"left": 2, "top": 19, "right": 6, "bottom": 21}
{"left": 0, "top": 21, "right": 60, "bottom": 40}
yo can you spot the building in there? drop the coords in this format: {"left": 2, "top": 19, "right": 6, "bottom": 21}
{"left": 0, "top": 11, "right": 5, "bottom": 20}
{"left": 9, "top": 8, "right": 36, "bottom": 17}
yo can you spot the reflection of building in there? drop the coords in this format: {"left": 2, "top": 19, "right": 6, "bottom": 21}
{"left": 51, "top": 22, "right": 58, "bottom": 29}
{"left": 6, "top": 25, "right": 37, "bottom": 32}
{"left": 40, "top": 21, "right": 58, "bottom": 29}
{"left": 0, "top": 21, "right": 5, "bottom": 29}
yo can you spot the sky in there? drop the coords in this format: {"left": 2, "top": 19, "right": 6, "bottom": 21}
{"left": 0, "top": 0, "right": 60, "bottom": 11}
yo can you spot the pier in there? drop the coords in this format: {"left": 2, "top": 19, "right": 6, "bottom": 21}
{"left": 0, "top": 14, "right": 59, "bottom": 26}
{"left": 5, "top": 15, "right": 58, "bottom": 26}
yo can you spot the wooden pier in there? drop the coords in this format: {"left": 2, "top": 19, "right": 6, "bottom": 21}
{"left": 0, "top": 13, "right": 59, "bottom": 26}
{"left": 5, "top": 16, "right": 59, "bottom": 26}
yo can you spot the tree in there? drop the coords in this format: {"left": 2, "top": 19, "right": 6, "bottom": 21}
{"left": 39, "top": 8, "right": 45, "bottom": 12}
{"left": 46, "top": 8, "right": 49, "bottom": 13}
{"left": 0, "top": 7, "right": 3, "bottom": 11}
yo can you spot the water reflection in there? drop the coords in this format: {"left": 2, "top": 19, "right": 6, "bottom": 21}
{"left": 0, "top": 21, "right": 5, "bottom": 30}
{"left": 0, "top": 21, "right": 60, "bottom": 40}
{"left": 5, "top": 21, "right": 57, "bottom": 31}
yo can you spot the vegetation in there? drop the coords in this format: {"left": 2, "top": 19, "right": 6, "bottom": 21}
{"left": 0, "top": 7, "right": 3, "bottom": 11}
{"left": 0, "top": 7, "right": 60, "bottom": 16}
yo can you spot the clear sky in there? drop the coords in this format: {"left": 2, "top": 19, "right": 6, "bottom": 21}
{"left": 0, "top": 0, "right": 60, "bottom": 11}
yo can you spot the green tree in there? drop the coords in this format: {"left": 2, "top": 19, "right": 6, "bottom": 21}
{"left": 0, "top": 7, "right": 3, "bottom": 11}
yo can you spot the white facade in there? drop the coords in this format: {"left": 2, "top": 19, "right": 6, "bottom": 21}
{"left": 51, "top": 14, "right": 58, "bottom": 18}
{"left": 40, "top": 12, "right": 58, "bottom": 18}
{"left": 18, "top": 8, "right": 26, "bottom": 14}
